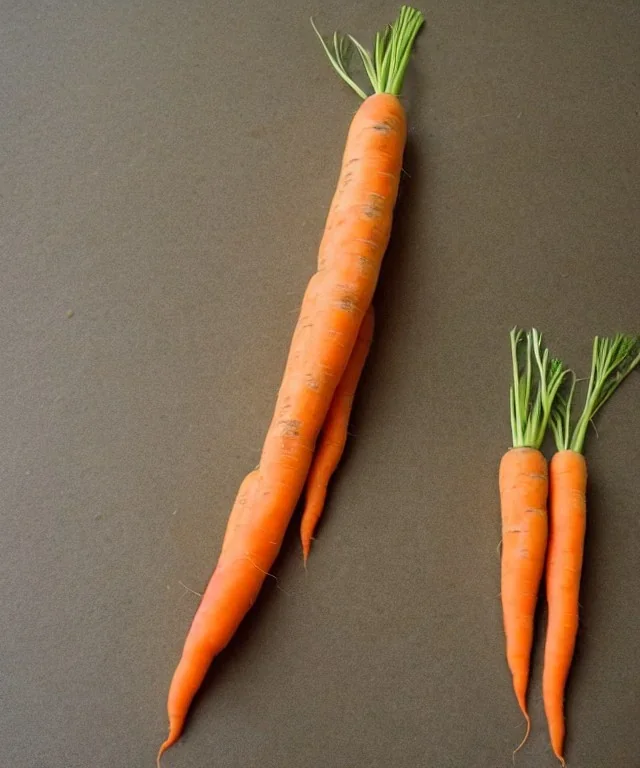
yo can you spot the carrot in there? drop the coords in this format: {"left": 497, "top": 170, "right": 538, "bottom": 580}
{"left": 300, "top": 304, "right": 374, "bottom": 563}
{"left": 543, "top": 449, "right": 585, "bottom": 768}
{"left": 544, "top": 334, "right": 640, "bottom": 766}
{"left": 499, "top": 328, "right": 567, "bottom": 754}
{"left": 220, "top": 470, "right": 259, "bottom": 554}
{"left": 157, "top": 8, "right": 423, "bottom": 763}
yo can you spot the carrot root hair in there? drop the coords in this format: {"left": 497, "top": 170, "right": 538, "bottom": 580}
{"left": 512, "top": 710, "right": 531, "bottom": 761}
{"left": 302, "top": 537, "right": 312, "bottom": 567}
{"left": 156, "top": 735, "right": 175, "bottom": 768}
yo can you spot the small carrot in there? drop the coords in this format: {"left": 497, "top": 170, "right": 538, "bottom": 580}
{"left": 499, "top": 328, "right": 567, "bottom": 753}
{"left": 301, "top": 305, "right": 374, "bottom": 563}
{"left": 158, "top": 8, "right": 423, "bottom": 762}
{"left": 544, "top": 334, "right": 640, "bottom": 766}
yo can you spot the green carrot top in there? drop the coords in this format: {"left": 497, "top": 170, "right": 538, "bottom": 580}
{"left": 312, "top": 5, "right": 424, "bottom": 99}
{"left": 551, "top": 334, "right": 640, "bottom": 454}
{"left": 509, "top": 328, "right": 568, "bottom": 450}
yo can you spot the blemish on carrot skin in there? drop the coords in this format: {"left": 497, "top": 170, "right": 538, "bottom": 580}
{"left": 524, "top": 472, "right": 547, "bottom": 481}
{"left": 305, "top": 374, "right": 320, "bottom": 391}
{"left": 336, "top": 295, "right": 360, "bottom": 314}
{"left": 371, "top": 120, "right": 394, "bottom": 134}
{"left": 354, "top": 237, "right": 379, "bottom": 248}
{"left": 345, "top": 156, "right": 360, "bottom": 167}
{"left": 277, "top": 419, "right": 302, "bottom": 437}
{"left": 362, "top": 193, "right": 386, "bottom": 219}
{"left": 335, "top": 280, "right": 358, "bottom": 292}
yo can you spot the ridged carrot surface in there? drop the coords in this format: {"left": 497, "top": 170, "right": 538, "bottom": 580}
{"left": 158, "top": 8, "right": 423, "bottom": 762}
{"left": 500, "top": 445, "right": 549, "bottom": 737}
{"left": 301, "top": 305, "right": 374, "bottom": 562}
{"left": 544, "top": 334, "right": 639, "bottom": 765}
{"left": 499, "top": 329, "right": 567, "bottom": 754}
{"left": 544, "top": 450, "right": 586, "bottom": 766}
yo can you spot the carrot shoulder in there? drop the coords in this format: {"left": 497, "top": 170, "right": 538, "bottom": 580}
{"left": 499, "top": 329, "right": 567, "bottom": 755}
{"left": 158, "top": 8, "right": 423, "bottom": 762}
{"left": 544, "top": 335, "right": 640, "bottom": 766}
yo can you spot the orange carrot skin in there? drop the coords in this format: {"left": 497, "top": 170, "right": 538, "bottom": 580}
{"left": 300, "top": 304, "right": 374, "bottom": 562}
{"left": 543, "top": 450, "right": 587, "bottom": 766}
{"left": 499, "top": 447, "right": 549, "bottom": 734}
{"left": 318, "top": 95, "right": 406, "bottom": 273}
{"left": 159, "top": 93, "right": 407, "bottom": 759}
{"left": 220, "top": 470, "right": 259, "bottom": 554}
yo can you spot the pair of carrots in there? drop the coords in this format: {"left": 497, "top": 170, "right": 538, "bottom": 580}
{"left": 158, "top": 7, "right": 425, "bottom": 764}
{"left": 500, "top": 329, "right": 639, "bottom": 765}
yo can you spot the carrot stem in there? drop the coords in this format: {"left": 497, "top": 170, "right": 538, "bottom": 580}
{"left": 509, "top": 328, "right": 569, "bottom": 450}
{"left": 311, "top": 20, "right": 368, "bottom": 99}
{"left": 312, "top": 5, "right": 424, "bottom": 99}
{"left": 552, "top": 334, "right": 640, "bottom": 454}
{"left": 550, "top": 373, "right": 577, "bottom": 451}
{"left": 509, "top": 328, "right": 524, "bottom": 446}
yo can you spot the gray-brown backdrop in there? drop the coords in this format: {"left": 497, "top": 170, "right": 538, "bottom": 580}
{"left": 2, "top": 1, "right": 638, "bottom": 766}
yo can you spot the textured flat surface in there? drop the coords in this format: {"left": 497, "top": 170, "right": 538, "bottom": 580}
{"left": 2, "top": 1, "right": 639, "bottom": 766}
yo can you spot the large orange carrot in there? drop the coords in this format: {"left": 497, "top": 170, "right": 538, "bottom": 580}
{"left": 499, "top": 329, "right": 567, "bottom": 754}
{"left": 158, "top": 8, "right": 423, "bottom": 762}
{"left": 301, "top": 304, "right": 374, "bottom": 563}
{"left": 544, "top": 335, "right": 640, "bottom": 765}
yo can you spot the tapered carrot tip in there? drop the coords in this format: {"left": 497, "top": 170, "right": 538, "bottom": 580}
{"left": 512, "top": 710, "right": 531, "bottom": 762}
{"left": 156, "top": 727, "right": 179, "bottom": 768}
{"left": 552, "top": 750, "right": 566, "bottom": 767}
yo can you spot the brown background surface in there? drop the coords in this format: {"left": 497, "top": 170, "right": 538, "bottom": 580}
{"left": 2, "top": 1, "right": 639, "bottom": 766}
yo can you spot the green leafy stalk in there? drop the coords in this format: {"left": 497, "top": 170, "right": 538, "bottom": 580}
{"left": 311, "top": 6, "right": 424, "bottom": 99}
{"left": 509, "top": 328, "right": 569, "bottom": 450}
{"left": 552, "top": 334, "right": 640, "bottom": 454}
{"left": 549, "top": 374, "right": 577, "bottom": 452}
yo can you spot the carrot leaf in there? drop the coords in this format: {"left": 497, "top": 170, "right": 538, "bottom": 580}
{"left": 310, "top": 20, "right": 368, "bottom": 99}
{"left": 555, "top": 334, "right": 640, "bottom": 453}
{"left": 550, "top": 374, "right": 577, "bottom": 451}
{"left": 312, "top": 6, "right": 424, "bottom": 99}
{"left": 509, "top": 328, "right": 569, "bottom": 450}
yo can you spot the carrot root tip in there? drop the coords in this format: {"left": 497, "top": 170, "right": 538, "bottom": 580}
{"left": 512, "top": 712, "right": 531, "bottom": 761}
{"left": 157, "top": 733, "right": 178, "bottom": 768}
